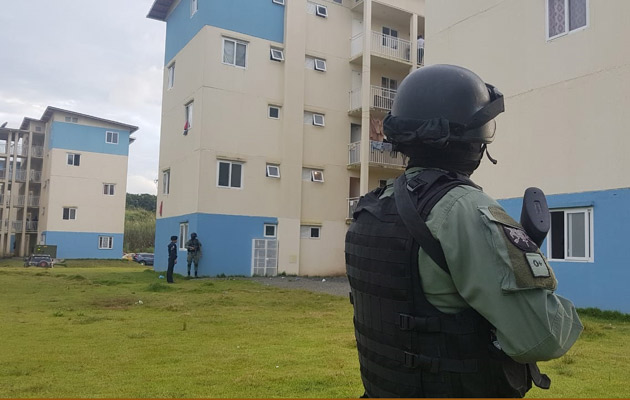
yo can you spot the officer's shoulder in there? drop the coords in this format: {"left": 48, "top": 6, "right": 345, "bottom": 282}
{"left": 439, "top": 184, "right": 499, "bottom": 211}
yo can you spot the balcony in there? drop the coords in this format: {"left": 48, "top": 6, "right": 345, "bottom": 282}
{"left": 347, "top": 197, "right": 360, "bottom": 219}
{"left": 351, "top": 31, "right": 412, "bottom": 66}
{"left": 31, "top": 146, "right": 44, "bottom": 158}
{"left": 30, "top": 170, "right": 42, "bottom": 183}
{"left": 349, "top": 85, "right": 396, "bottom": 115}
{"left": 16, "top": 195, "right": 40, "bottom": 207}
{"left": 348, "top": 140, "right": 407, "bottom": 169}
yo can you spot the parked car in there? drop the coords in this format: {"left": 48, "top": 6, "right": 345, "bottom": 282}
{"left": 24, "top": 254, "right": 54, "bottom": 268}
{"left": 133, "top": 253, "right": 154, "bottom": 266}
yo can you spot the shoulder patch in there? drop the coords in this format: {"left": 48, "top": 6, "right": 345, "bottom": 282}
{"left": 502, "top": 226, "right": 538, "bottom": 252}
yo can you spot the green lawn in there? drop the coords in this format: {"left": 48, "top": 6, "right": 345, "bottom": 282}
{"left": 0, "top": 261, "right": 628, "bottom": 398}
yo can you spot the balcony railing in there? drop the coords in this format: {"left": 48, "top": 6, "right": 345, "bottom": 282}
{"left": 31, "top": 146, "right": 44, "bottom": 158}
{"left": 348, "top": 197, "right": 360, "bottom": 219}
{"left": 26, "top": 221, "right": 38, "bottom": 231}
{"left": 30, "top": 170, "right": 42, "bottom": 183}
{"left": 351, "top": 31, "right": 412, "bottom": 63}
{"left": 16, "top": 195, "right": 40, "bottom": 207}
{"left": 348, "top": 140, "right": 407, "bottom": 168}
{"left": 349, "top": 85, "right": 397, "bottom": 112}
{"left": 13, "top": 170, "right": 27, "bottom": 182}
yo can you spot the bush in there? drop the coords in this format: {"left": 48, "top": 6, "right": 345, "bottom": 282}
{"left": 124, "top": 208, "right": 155, "bottom": 253}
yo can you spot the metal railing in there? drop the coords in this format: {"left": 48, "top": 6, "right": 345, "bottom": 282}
{"left": 348, "top": 197, "right": 360, "bottom": 219}
{"left": 349, "top": 85, "right": 397, "bottom": 112}
{"left": 350, "top": 30, "right": 412, "bottom": 63}
{"left": 31, "top": 146, "right": 44, "bottom": 158}
{"left": 13, "top": 170, "right": 27, "bottom": 182}
{"left": 25, "top": 221, "right": 38, "bottom": 231}
{"left": 30, "top": 170, "right": 42, "bottom": 183}
{"left": 16, "top": 195, "right": 40, "bottom": 207}
{"left": 348, "top": 140, "right": 407, "bottom": 168}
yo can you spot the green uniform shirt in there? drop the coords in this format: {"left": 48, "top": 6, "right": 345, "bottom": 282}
{"left": 382, "top": 168, "right": 583, "bottom": 363}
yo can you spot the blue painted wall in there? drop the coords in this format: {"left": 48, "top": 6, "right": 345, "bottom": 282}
{"left": 498, "top": 187, "right": 630, "bottom": 313}
{"left": 164, "top": 0, "right": 285, "bottom": 64}
{"left": 44, "top": 231, "right": 124, "bottom": 259}
{"left": 155, "top": 212, "right": 278, "bottom": 276}
{"left": 49, "top": 122, "right": 130, "bottom": 156}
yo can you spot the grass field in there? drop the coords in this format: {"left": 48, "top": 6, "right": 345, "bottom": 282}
{"left": 0, "top": 260, "right": 628, "bottom": 398}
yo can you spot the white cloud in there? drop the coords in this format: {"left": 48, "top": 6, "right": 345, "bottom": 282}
{"left": 0, "top": 0, "right": 166, "bottom": 194}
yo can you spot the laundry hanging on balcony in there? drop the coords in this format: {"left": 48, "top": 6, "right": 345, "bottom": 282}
{"left": 369, "top": 116, "right": 384, "bottom": 141}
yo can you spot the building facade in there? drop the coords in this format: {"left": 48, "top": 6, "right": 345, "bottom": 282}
{"left": 148, "top": 0, "right": 424, "bottom": 277}
{"left": 0, "top": 107, "right": 137, "bottom": 259}
{"left": 425, "top": 0, "right": 629, "bottom": 312}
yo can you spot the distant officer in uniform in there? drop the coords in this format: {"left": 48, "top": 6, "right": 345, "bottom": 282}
{"left": 167, "top": 235, "right": 178, "bottom": 284}
{"left": 345, "top": 64, "right": 583, "bottom": 398}
{"left": 185, "top": 232, "right": 202, "bottom": 278}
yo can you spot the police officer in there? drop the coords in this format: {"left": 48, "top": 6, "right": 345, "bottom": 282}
{"left": 185, "top": 232, "right": 202, "bottom": 278}
{"left": 167, "top": 235, "right": 178, "bottom": 284}
{"left": 345, "top": 65, "right": 583, "bottom": 398}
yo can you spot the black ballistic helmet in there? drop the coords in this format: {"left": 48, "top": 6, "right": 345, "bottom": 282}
{"left": 191, "top": 232, "right": 197, "bottom": 239}
{"left": 384, "top": 64, "right": 504, "bottom": 153}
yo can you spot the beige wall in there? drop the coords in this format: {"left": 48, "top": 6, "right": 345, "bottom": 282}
{"left": 426, "top": 0, "right": 630, "bottom": 198}
{"left": 45, "top": 149, "right": 127, "bottom": 233}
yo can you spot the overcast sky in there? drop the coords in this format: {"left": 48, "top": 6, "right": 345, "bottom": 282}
{"left": 0, "top": 0, "right": 166, "bottom": 194}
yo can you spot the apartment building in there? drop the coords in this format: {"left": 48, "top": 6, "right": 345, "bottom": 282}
{"left": 148, "top": 0, "right": 424, "bottom": 276}
{"left": 0, "top": 107, "right": 137, "bottom": 259}
{"left": 425, "top": 0, "right": 629, "bottom": 312}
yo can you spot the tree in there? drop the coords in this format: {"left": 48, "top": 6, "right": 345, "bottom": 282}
{"left": 126, "top": 193, "right": 157, "bottom": 213}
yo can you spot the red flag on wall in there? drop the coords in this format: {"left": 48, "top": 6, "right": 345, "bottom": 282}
{"left": 183, "top": 121, "right": 189, "bottom": 135}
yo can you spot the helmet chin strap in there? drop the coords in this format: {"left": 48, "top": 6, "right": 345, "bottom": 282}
{"left": 483, "top": 144, "right": 498, "bottom": 165}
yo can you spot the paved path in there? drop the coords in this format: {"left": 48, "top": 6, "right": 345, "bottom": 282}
{"left": 249, "top": 275, "right": 350, "bottom": 298}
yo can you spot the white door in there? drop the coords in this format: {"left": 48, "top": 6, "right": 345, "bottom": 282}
{"left": 252, "top": 239, "right": 278, "bottom": 276}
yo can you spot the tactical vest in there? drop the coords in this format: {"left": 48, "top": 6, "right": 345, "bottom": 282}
{"left": 345, "top": 169, "right": 539, "bottom": 398}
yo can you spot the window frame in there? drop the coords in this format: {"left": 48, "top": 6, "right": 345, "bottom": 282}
{"left": 103, "top": 183, "right": 115, "bottom": 196}
{"left": 217, "top": 160, "right": 244, "bottom": 189}
{"left": 266, "top": 164, "right": 280, "bottom": 178}
{"left": 162, "top": 169, "right": 170, "bottom": 195}
{"left": 270, "top": 48, "right": 284, "bottom": 62}
{"left": 98, "top": 236, "right": 113, "bottom": 249}
{"left": 313, "top": 58, "right": 327, "bottom": 72}
{"left": 105, "top": 131, "right": 119, "bottom": 144}
{"left": 67, "top": 153, "right": 80, "bottom": 166}
{"left": 311, "top": 170, "right": 324, "bottom": 182}
{"left": 315, "top": 4, "right": 328, "bottom": 17}
{"left": 547, "top": 207, "right": 594, "bottom": 262}
{"left": 167, "top": 62, "right": 175, "bottom": 89}
{"left": 312, "top": 113, "right": 325, "bottom": 126}
{"left": 185, "top": 101, "right": 194, "bottom": 130}
{"left": 546, "top": 0, "right": 589, "bottom": 40}
{"left": 179, "top": 222, "right": 189, "bottom": 250}
{"left": 264, "top": 224, "right": 277, "bottom": 238}
{"left": 62, "top": 207, "right": 77, "bottom": 220}
{"left": 268, "top": 105, "right": 280, "bottom": 119}
{"left": 301, "top": 225, "right": 321, "bottom": 239}
{"left": 222, "top": 37, "right": 248, "bottom": 68}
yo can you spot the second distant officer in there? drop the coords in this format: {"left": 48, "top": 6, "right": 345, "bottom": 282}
{"left": 185, "top": 232, "right": 202, "bottom": 278}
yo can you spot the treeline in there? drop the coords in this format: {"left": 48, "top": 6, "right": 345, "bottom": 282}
{"left": 124, "top": 194, "right": 157, "bottom": 253}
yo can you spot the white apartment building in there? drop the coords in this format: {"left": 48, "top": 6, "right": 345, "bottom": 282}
{"left": 0, "top": 107, "right": 136, "bottom": 259}
{"left": 148, "top": 0, "right": 424, "bottom": 276}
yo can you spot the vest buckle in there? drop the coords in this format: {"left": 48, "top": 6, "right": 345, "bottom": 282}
{"left": 399, "top": 314, "right": 413, "bottom": 330}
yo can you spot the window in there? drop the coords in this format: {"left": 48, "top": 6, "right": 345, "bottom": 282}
{"left": 302, "top": 168, "right": 324, "bottom": 182}
{"left": 301, "top": 225, "right": 321, "bottom": 239}
{"left": 266, "top": 164, "right": 280, "bottom": 178}
{"left": 315, "top": 4, "right": 328, "bottom": 17}
{"left": 268, "top": 105, "right": 280, "bottom": 119}
{"left": 190, "top": 0, "right": 198, "bottom": 17}
{"left": 273, "top": 0, "right": 285, "bottom": 4}
{"left": 382, "top": 26, "right": 399, "bottom": 49}
{"left": 218, "top": 160, "right": 243, "bottom": 188}
{"left": 106, "top": 131, "right": 119, "bottom": 144}
{"left": 381, "top": 77, "right": 398, "bottom": 100}
{"left": 547, "top": 0, "right": 588, "bottom": 39}
{"left": 62, "top": 207, "right": 77, "bottom": 220}
{"left": 314, "top": 58, "right": 327, "bottom": 72}
{"left": 167, "top": 63, "right": 175, "bottom": 89}
{"left": 35, "top": 126, "right": 42, "bottom": 132}
{"left": 64, "top": 116, "right": 78, "bottom": 123}
{"left": 223, "top": 38, "right": 248, "bottom": 68}
{"left": 185, "top": 101, "right": 193, "bottom": 132}
{"left": 103, "top": 183, "right": 115, "bottom": 196}
{"left": 179, "top": 223, "right": 188, "bottom": 250}
{"left": 548, "top": 207, "right": 593, "bottom": 262}
{"left": 67, "top": 153, "right": 80, "bottom": 166}
{"left": 305, "top": 56, "right": 326, "bottom": 72}
{"left": 162, "top": 169, "right": 170, "bottom": 195}
{"left": 313, "top": 113, "right": 325, "bottom": 126}
{"left": 270, "top": 48, "right": 284, "bottom": 62}
{"left": 264, "top": 224, "right": 277, "bottom": 238}
{"left": 99, "top": 236, "right": 113, "bottom": 249}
